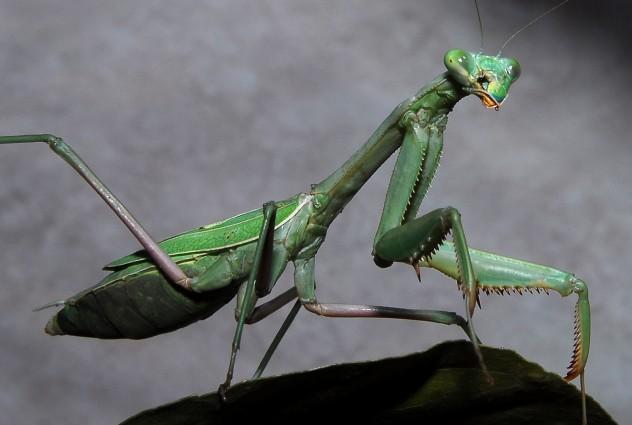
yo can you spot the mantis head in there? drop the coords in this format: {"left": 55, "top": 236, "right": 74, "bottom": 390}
{"left": 444, "top": 49, "right": 520, "bottom": 110}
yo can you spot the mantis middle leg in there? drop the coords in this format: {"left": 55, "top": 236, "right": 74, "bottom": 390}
{"left": 219, "top": 201, "right": 278, "bottom": 397}
{"left": 293, "top": 257, "right": 479, "bottom": 350}
{"left": 218, "top": 203, "right": 301, "bottom": 394}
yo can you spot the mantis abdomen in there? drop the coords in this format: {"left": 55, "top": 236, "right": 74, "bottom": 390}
{"left": 46, "top": 253, "right": 242, "bottom": 339}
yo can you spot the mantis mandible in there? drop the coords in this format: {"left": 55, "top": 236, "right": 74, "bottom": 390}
{"left": 0, "top": 10, "right": 591, "bottom": 423}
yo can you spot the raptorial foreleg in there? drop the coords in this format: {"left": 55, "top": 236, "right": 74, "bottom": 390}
{"left": 370, "top": 116, "right": 488, "bottom": 379}
{"left": 420, "top": 241, "right": 590, "bottom": 423}
{"left": 421, "top": 241, "right": 590, "bottom": 381}
{"left": 373, "top": 206, "right": 488, "bottom": 379}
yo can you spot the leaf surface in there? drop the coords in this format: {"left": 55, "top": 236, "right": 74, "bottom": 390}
{"left": 121, "top": 340, "right": 616, "bottom": 425}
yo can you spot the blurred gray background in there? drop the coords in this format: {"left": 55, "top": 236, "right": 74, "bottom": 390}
{"left": 0, "top": 1, "right": 630, "bottom": 423}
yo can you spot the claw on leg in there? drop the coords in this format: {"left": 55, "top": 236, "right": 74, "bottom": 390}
{"left": 413, "top": 262, "right": 421, "bottom": 282}
{"left": 217, "top": 383, "right": 229, "bottom": 402}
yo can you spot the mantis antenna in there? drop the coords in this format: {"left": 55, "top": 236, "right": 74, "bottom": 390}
{"left": 474, "top": 0, "right": 485, "bottom": 51}
{"left": 497, "top": 0, "right": 570, "bottom": 55}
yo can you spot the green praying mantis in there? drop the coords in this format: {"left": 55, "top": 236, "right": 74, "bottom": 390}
{"left": 0, "top": 4, "right": 591, "bottom": 424}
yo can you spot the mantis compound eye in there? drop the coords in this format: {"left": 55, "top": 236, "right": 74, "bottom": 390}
{"left": 505, "top": 58, "right": 521, "bottom": 82}
{"left": 444, "top": 49, "right": 476, "bottom": 87}
{"left": 484, "top": 57, "right": 521, "bottom": 107}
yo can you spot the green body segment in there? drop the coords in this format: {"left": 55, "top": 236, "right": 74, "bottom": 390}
{"left": 47, "top": 256, "right": 242, "bottom": 339}
{"left": 105, "top": 197, "right": 301, "bottom": 270}
{"left": 46, "top": 194, "right": 314, "bottom": 339}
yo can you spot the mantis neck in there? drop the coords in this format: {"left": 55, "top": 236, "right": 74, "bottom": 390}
{"left": 311, "top": 73, "right": 465, "bottom": 227}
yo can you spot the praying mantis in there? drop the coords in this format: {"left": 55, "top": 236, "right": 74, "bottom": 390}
{"left": 0, "top": 49, "right": 591, "bottom": 418}
{"left": 0, "top": 2, "right": 596, "bottom": 424}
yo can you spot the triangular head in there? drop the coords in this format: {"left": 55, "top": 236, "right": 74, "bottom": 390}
{"left": 444, "top": 49, "right": 521, "bottom": 110}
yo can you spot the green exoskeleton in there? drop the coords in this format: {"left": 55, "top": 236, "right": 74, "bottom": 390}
{"left": 0, "top": 49, "right": 590, "bottom": 421}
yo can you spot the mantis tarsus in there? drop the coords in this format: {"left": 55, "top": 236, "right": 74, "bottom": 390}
{"left": 1, "top": 47, "right": 591, "bottom": 424}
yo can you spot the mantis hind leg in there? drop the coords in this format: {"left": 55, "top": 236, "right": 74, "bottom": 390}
{"left": 0, "top": 134, "right": 192, "bottom": 289}
{"left": 239, "top": 287, "right": 301, "bottom": 379}
{"left": 225, "top": 287, "right": 300, "bottom": 381}
{"left": 252, "top": 298, "right": 301, "bottom": 380}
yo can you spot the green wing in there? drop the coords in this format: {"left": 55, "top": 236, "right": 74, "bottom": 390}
{"left": 103, "top": 196, "right": 302, "bottom": 271}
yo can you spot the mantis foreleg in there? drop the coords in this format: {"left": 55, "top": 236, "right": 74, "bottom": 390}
{"left": 421, "top": 241, "right": 591, "bottom": 421}
{"left": 421, "top": 241, "right": 590, "bottom": 381}
{"left": 371, "top": 117, "right": 488, "bottom": 380}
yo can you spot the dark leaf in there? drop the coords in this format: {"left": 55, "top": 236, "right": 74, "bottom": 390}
{"left": 121, "top": 340, "right": 616, "bottom": 425}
